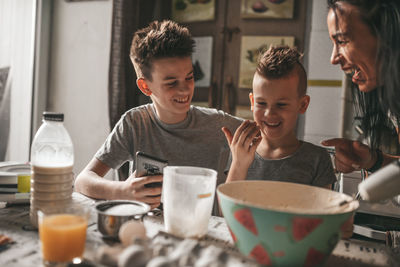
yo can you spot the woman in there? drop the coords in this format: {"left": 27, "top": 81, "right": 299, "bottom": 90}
{"left": 322, "top": 0, "right": 400, "bottom": 173}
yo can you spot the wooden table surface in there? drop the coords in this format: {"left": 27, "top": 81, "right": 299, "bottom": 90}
{"left": 0, "top": 192, "right": 398, "bottom": 267}
{"left": 0, "top": 192, "right": 236, "bottom": 266}
{"left": 0, "top": 193, "right": 103, "bottom": 266}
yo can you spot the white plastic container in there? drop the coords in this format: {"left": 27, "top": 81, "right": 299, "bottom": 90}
{"left": 30, "top": 112, "right": 74, "bottom": 227}
{"left": 163, "top": 166, "right": 217, "bottom": 238}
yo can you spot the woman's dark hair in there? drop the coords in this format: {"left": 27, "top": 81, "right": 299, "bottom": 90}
{"left": 328, "top": 0, "right": 400, "bottom": 149}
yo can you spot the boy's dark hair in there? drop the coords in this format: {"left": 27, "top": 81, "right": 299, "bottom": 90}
{"left": 256, "top": 45, "right": 307, "bottom": 96}
{"left": 130, "top": 20, "right": 195, "bottom": 81}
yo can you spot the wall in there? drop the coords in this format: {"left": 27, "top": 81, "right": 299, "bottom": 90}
{"left": 47, "top": 0, "right": 113, "bottom": 177}
{"left": 303, "top": 0, "right": 346, "bottom": 145}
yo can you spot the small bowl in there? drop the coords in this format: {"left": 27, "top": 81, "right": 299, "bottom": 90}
{"left": 217, "top": 181, "right": 359, "bottom": 267}
{"left": 95, "top": 200, "right": 150, "bottom": 239}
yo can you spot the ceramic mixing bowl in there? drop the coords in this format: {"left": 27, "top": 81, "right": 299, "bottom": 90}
{"left": 217, "top": 181, "right": 359, "bottom": 267}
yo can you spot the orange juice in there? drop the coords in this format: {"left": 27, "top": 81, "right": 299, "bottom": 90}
{"left": 39, "top": 214, "right": 87, "bottom": 262}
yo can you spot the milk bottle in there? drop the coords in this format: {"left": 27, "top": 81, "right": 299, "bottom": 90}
{"left": 30, "top": 112, "right": 74, "bottom": 227}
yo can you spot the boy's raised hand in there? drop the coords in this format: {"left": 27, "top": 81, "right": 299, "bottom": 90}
{"left": 222, "top": 120, "right": 261, "bottom": 182}
{"left": 119, "top": 172, "right": 163, "bottom": 210}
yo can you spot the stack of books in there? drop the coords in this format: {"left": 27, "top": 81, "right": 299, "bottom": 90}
{"left": 0, "top": 172, "right": 18, "bottom": 193}
{"left": 0, "top": 162, "right": 31, "bottom": 204}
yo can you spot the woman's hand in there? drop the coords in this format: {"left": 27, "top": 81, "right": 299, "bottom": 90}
{"left": 321, "top": 138, "right": 375, "bottom": 173}
{"left": 118, "top": 172, "right": 163, "bottom": 210}
{"left": 222, "top": 120, "right": 261, "bottom": 182}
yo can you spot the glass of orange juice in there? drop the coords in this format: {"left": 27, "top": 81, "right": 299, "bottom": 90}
{"left": 38, "top": 205, "right": 90, "bottom": 266}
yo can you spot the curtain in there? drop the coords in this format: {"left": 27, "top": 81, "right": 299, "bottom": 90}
{"left": 0, "top": 67, "right": 10, "bottom": 161}
{"left": 108, "top": 0, "right": 171, "bottom": 180}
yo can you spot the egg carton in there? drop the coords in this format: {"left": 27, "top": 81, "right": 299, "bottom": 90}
{"left": 146, "top": 230, "right": 258, "bottom": 267}
{"left": 97, "top": 230, "right": 259, "bottom": 267}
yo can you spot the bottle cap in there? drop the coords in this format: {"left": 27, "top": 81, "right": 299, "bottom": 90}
{"left": 43, "top": 112, "right": 64, "bottom": 122}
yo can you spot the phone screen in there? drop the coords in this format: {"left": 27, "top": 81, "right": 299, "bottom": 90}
{"left": 135, "top": 151, "right": 168, "bottom": 184}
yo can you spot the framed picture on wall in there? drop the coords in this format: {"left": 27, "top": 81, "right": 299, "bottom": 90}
{"left": 192, "top": 36, "right": 213, "bottom": 88}
{"left": 172, "top": 0, "right": 215, "bottom": 23}
{"left": 238, "top": 35, "right": 295, "bottom": 88}
{"left": 241, "top": 0, "right": 294, "bottom": 19}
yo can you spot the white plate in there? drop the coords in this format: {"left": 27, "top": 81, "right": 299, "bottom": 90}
{"left": 0, "top": 162, "right": 31, "bottom": 204}
{"left": 0, "top": 161, "right": 30, "bottom": 173}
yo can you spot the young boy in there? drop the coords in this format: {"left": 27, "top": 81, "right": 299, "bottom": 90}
{"left": 74, "top": 20, "right": 242, "bottom": 209}
{"left": 222, "top": 46, "right": 336, "bottom": 188}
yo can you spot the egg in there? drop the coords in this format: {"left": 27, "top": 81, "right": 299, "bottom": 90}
{"left": 118, "top": 220, "right": 147, "bottom": 247}
{"left": 146, "top": 256, "right": 173, "bottom": 267}
{"left": 118, "top": 245, "right": 150, "bottom": 267}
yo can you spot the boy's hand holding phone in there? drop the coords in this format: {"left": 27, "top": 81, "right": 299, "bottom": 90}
{"left": 120, "top": 173, "right": 163, "bottom": 210}
{"left": 124, "top": 152, "right": 168, "bottom": 209}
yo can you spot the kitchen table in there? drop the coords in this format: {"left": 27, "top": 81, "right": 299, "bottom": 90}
{"left": 0, "top": 192, "right": 399, "bottom": 266}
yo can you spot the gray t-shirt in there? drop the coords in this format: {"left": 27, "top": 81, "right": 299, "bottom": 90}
{"left": 226, "top": 141, "right": 336, "bottom": 187}
{"left": 95, "top": 104, "right": 243, "bottom": 184}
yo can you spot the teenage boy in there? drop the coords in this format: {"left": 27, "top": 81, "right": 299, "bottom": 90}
{"left": 75, "top": 20, "right": 242, "bottom": 209}
{"left": 222, "top": 46, "right": 336, "bottom": 188}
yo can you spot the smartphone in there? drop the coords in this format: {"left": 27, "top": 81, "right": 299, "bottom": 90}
{"left": 135, "top": 151, "right": 168, "bottom": 188}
